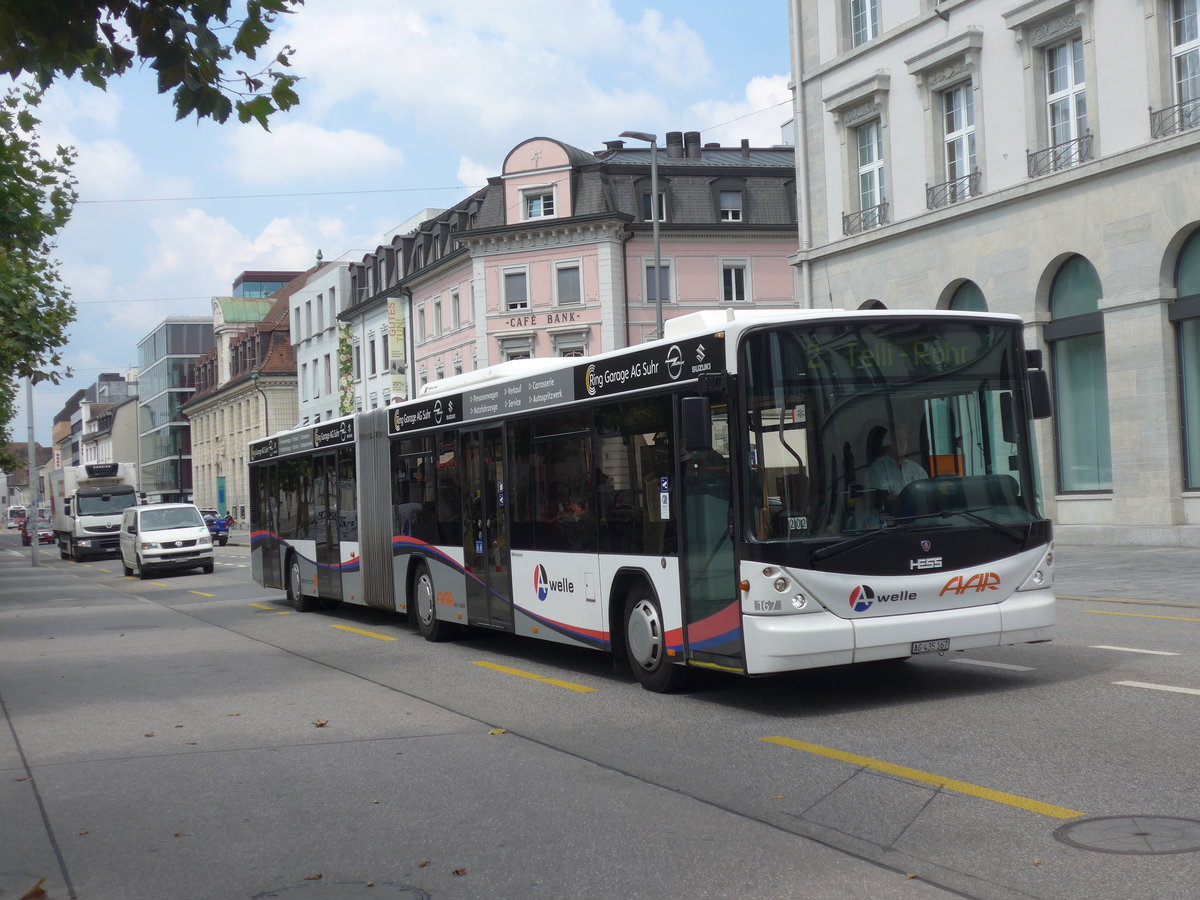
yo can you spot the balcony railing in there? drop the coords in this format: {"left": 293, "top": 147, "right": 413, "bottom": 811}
{"left": 843, "top": 202, "right": 889, "bottom": 236}
{"left": 926, "top": 170, "right": 981, "bottom": 209}
{"left": 1150, "top": 97, "right": 1200, "bottom": 138}
{"left": 1026, "top": 132, "right": 1094, "bottom": 178}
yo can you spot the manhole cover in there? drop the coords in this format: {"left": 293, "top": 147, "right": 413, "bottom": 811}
{"left": 1054, "top": 816, "right": 1200, "bottom": 855}
{"left": 252, "top": 882, "right": 429, "bottom": 899}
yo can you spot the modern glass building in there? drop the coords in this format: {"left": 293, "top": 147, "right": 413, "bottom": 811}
{"left": 136, "top": 317, "right": 214, "bottom": 501}
{"left": 232, "top": 270, "right": 304, "bottom": 299}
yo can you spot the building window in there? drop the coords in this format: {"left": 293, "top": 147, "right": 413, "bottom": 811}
{"left": 1171, "top": 0, "right": 1200, "bottom": 131}
{"left": 304, "top": 301, "right": 313, "bottom": 339}
{"left": 381, "top": 333, "right": 389, "bottom": 373}
{"left": 323, "top": 354, "right": 332, "bottom": 396}
{"left": 645, "top": 259, "right": 672, "bottom": 304}
{"left": 317, "top": 294, "right": 325, "bottom": 331}
{"left": 311, "top": 357, "right": 321, "bottom": 398}
{"left": 451, "top": 288, "right": 461, "bottom": 328}
{"left": 856, "top": 120, "right": 886, "bottom": 228}
{"left": 1045, "top": 255, "right": 1111, "bottom": 492}
{"left": 722, "top": 261, "right": 748, "bottom": 303}
{"left": 329, "top": 286, "right": 337, "bottom": 314}
{"left": 1046, "top": 36, "right": 1087, "bottom": 163}
{"left": 641, "top": 191, "right": 666, "bottom": 222}
{"left": 300, "top": 362, "right": 308, "bottom": 400}
{"left": 368, "top": 336, "right": 377, "bottom": 376}
{"left": 416, "top": 304, "right": 426, "bottom": 344}
{"left": 524, "top": 189, "right": 555, "bottom": 219}
{"left": 433, "top": 298, "right": 443, "bottom": 336}
{"left": 556, "top": 263, "right": 582, "bottom": 306}
{"left": 1172, "top": 230, "right": 1200, "bottom": 488}
{"left": 942, "top": 83, "right": 977, "bottom": 201}
{"left": 850, "top": 0, "right": 878, "bottom": 47}
{"left": 719, "top": 190, "right": 743, "bottom": 222}
{"left": 948, "top": 281, "right": 987, "bottom": 312}
{"left": 352, "top": 342, "right": 361, "bottom": 381}
{"left": 505, "top": 270, "right": 529, "bottom": 310}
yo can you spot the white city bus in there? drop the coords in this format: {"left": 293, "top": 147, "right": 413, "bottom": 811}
{"left": 249, "top": 309, "right": 1056, "bottom": 691}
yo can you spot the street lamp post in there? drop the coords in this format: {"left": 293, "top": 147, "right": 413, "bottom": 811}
{"left": 620, "top": 131, "right": 663, "bottom": 340}
{"left": 250, "top": 371, "right": 270, "bottom": 435}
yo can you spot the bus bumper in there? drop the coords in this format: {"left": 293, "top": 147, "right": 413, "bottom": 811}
{"left": 743, "top": 589, "right": 1057, "bottom": 675}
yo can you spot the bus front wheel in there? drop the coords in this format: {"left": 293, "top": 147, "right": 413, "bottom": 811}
{"left": 412, "top": 562, "right": 452, "bottom": 642}
{"left": 624, "top": 587, "right": 689, "bottom": 693}
{"left": 286, "top": 556, "right": 319, "bottom": 612}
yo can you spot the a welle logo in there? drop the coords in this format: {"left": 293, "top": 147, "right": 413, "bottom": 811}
{"left": 534, "top": 564, "right": 576, "bottom": 601}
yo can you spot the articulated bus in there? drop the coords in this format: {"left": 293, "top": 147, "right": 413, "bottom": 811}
{"left": 248, "top": 308, "right": 1056, "bottom": 691}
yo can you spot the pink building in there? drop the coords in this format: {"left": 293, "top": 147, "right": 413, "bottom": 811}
{"left": 342, "top": 131, "right": 799, "bottom": 394}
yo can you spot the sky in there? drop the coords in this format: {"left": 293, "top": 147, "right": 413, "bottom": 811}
{"left": 14, "top": 0, "right": 794, "bottom": 448}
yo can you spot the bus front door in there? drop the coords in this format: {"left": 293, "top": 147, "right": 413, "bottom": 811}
{"left": 314, "top": 452, "right": 342, "bottom": 600}
{"left": 680, "top": 402, "right": 744, "bottom": 670}
{"left": 462, "top": 427, "right": 513, "bottom": 629}
{"left": 259, "top": 463, "right": 283, "bottom": 588}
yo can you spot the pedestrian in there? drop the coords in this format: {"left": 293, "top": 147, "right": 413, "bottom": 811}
{"left": 224, "top": 512, "right": 235, "bottom": 529}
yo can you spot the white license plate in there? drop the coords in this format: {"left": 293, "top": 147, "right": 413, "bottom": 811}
{"left": 912, "top": 638, "right": 951, "bottom": 654}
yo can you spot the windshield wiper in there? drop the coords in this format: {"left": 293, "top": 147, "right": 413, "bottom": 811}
{"left": 811, "top": 520, "right": 917, "bottom": 561}
{"left": 895, "top": 506, "right": 1025, "bottom": 542}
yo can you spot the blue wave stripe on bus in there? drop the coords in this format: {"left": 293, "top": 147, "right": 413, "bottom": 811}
{"left": 515, "top": 605, "right": 611, "bottom": 649}
{"left": 249, "top": 531, "right": 360, "bottom": 572}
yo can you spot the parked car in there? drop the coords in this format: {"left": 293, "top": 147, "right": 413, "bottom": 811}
{"left": 120, "top": 503, "right": 214, "bottom": 579}
{"left": 199, "top": 508, "right": 229, "bottom": 546}
{"left": 22, "top": 518, "right": 55, "bottom": 546}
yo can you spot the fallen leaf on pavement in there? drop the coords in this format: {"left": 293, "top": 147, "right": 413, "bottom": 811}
{"left": 418, "top": 861, "right": 430, "bottom": 868}
{"left": 453, "top": 868, "right": 467, "bottom": 877}
{"left": 487, "top": 728, "right": 506, "bottom": 735}
{"left": 303, "top": 873, "right": 322, "bottom": 881}
{"left": 19, "top": 877, "right": 46, "bottom": 900}
{"left": 313, "top": 720, "right": 328, "bottom": 727}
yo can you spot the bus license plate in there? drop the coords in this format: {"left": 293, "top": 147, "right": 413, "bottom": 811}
{"left": 912, "top": 638, "right": 951, "bottom": 654}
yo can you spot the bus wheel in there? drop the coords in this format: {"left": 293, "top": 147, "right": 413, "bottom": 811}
{"left": 286, "top": 556, "right": 319, "bottom": 612}
{"left": 412, "top": 562, "right": 451, "bottom": 642}
{"left": 624, "top": 587, "right": 689, "bottom": 693}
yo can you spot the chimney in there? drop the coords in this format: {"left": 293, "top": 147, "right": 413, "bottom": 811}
{"left": 704, "top": 142, "right": 720, "bottom": 149}
{"left": 740, "top": 138, "right": 751, "bottom": 159}
{"left": 665, "top": 131, "right": 684, "bottom": 158}
{"left": 604, "top": 140, "right": 625, "bottom": 152}
{"left": 684, "top": 131, "right": 702, "bottom": 159}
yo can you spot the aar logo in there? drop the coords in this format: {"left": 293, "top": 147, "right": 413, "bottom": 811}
{"left": 534, "top": 564, "right": 550, "bottom": 601}
{"left": 849, "top": 584, "right": 875, "bottom": 613}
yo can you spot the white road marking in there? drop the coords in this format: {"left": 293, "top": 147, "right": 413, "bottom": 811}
{"left": 1090, "top": 645, "right": 1179, "bottom": 656}
{"left": 1114, "top": 680, "right": 1200, "bottom": 696}
{"left": 951, "top": 658, "right": 1034, "bottom": 672}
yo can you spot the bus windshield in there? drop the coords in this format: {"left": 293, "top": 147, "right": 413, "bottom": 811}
{"left": 742, "top": 318, "right": 1043, "bottom": 542}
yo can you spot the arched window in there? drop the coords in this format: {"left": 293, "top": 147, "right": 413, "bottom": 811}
{"left": 1171, "top": 229, "right": 1200, "bottom": 489}
{"left": 1044, "top": 255, "right": 1111, "bottom": 492}
{"left": 949, "top": 281, "right": 987, "bottom": 311}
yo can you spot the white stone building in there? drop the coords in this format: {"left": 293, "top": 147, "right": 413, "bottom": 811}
{"left": 789, "top": 0, "right": 1200, "bottom": 544}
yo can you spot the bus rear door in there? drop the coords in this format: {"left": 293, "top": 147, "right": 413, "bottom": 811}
{"left": 314, "top": 452, "right": 342, "bottom": 600}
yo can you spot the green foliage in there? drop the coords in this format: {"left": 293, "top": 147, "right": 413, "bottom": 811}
{"left": 0, "top": 0, "right": 304, "bottom": 128}
{"left": 0, "top": 88, "right": 77, "bottom": 466}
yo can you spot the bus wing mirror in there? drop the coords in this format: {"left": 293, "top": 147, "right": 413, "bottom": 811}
{"left": 681, "top": 397, "right": 713, "bottom": 451}
{"left": 1028, "top": 370, "right": 1052, "bottom": 419}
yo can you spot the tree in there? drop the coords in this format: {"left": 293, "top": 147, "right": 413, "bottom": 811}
{"left": 0, "top": 0, "right": 303, "bottom": 128}
{"left": 0, "top": 88, "right": 77, "bottom": 472}
{"left": 0, "top": 1, "right": 303, "bottom": 470}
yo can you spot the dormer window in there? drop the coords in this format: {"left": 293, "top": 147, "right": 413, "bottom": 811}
{"left": 524, "top": 188, "right": 555, "bottom": 219}
{"left": 719, "top": 190, "right": 744, "bottom": 222}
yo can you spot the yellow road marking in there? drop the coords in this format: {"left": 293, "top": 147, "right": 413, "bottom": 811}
{"left": 330, "top": 624, "right": 397, "bottom": 641}
{"left": 762, "top": 736, "right": 1082, "bottom": 820}
{"left": 150, "top": 582, "right": 170, "bottom": 587}
{"left": 98, "top": 568, "right": 113, "bottom": 573}
{"left": 473, "top": 660, "right": 597, "bottom": 693}
{"left": 189, "top": 591, "right": 215, "bottom": 597}
{"left": 1082, "top": 609, "right": 1200, "bottom": 623}
{"left": 248, "top": 602, "right": 292, "bottom": 615}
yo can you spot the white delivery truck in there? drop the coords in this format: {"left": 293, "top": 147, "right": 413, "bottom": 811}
{"left": 49, "top": 463, "right": 140, "bottom": 560}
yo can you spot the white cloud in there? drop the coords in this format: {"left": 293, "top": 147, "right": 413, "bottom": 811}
{"left": 456, "top": 157, "right": 491, "bottom": 189}
{"left": 222, "top": 120, "right": 404, "bottom": 185}
{"left": 689, "top": 75, "right": 793, "bottom": 148}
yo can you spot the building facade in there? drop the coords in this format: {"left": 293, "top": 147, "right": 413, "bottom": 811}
{"left": 789, "top": 0, "right": 1200, "bottom": 544}
{"left": 186, "top": 274, "right": 307, "bottom": 519}
{"left": 136, "top": 317, "right": 214, "bottom": 502}
{"left": 339, "top": 133, "right": 800, "bottom": 396}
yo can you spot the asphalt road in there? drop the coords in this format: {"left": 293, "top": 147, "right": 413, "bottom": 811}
{"left": 1, "top": 533, "right": 1198, "bottom": 899}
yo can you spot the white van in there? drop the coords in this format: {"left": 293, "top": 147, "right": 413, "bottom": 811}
{"left": 120, "top": 503, "right": 214, "bottom": 579}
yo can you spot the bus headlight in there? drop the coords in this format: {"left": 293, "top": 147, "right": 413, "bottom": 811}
{"left": 1018, "top": 543, "right": 1054, "bottom": 591}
